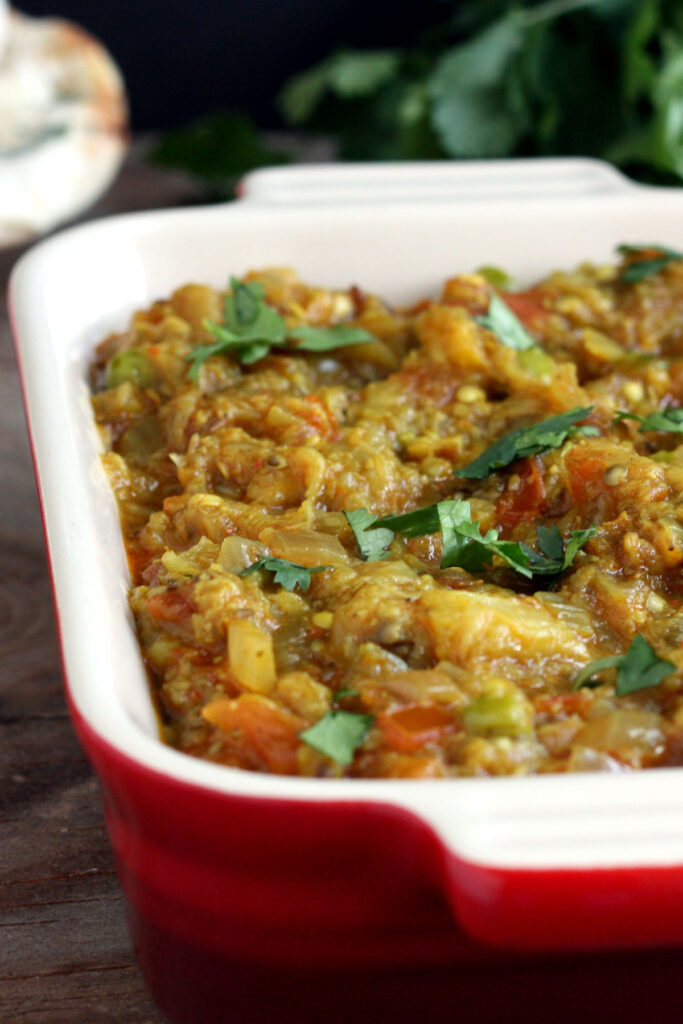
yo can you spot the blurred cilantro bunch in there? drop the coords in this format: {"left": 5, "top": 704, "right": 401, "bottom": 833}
{"left": 279, "top": 0, "right": 683, "bottom": 176}
{"left": 151, "top": 0, "right": 683, "bottom": 190}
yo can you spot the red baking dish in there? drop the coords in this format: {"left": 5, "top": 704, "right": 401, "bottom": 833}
{"left": 11, "top": 159, "right": 683, "bottom": 1023}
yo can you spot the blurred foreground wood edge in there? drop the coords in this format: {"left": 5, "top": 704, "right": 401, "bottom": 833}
{"left": 0, "top": 147, "right": 203, "bottom": 1024}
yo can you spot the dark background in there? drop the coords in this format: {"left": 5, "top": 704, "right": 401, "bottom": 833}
{"left": 20, "top": 0, "right": 450, "bottom": 129}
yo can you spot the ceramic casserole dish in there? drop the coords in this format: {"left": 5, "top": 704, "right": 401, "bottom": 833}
{"left": 11, "top": 159, "right": 683, "bottom": 1021}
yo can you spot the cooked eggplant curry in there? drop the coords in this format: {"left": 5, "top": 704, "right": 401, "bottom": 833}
{"left": 91, "top": 246, "right": 683, "bottom": 777}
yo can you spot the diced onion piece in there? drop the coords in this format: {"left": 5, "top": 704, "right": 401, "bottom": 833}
{"left": 380, "top": 670, "right": 464, "bottom": 705}
{"left": 378, "top": 704, "right": 454, "bottom": 753}
{"left": 228, "top": 620, "right": 276, "bottom": 693}
{"left": 218, "top": 535, "right": 267, "bottom": 572}
{"left": 573, "top": 710, "right": 666, "bottom": 765}
{"left": 277, "top": 671, "right": 332, "bottom": 721}
{"left": 262, "top": 527, "right": 349, "bottom": 566}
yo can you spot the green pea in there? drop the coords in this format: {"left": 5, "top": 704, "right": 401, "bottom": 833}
{"left": 463, "top": 694, "right": 532, "bottom": 738}
{"left": 516, "top": 347, "right": 555, "bottom": 377}
{"left": 476, "top": 265, "right": 512, "bottom": 289}
{"left": 105, "top": 349, "right": 153, "bottom": 388}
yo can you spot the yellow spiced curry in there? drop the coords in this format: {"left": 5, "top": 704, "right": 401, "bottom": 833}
{"left": 91, "top": 246, "right": 683, "bottom": 778}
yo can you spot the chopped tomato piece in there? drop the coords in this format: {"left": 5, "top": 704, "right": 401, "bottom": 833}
{"left": 496, "top": 456, "right": 547, "bottom": 528}
{"left": 534, "top": 691, "right": 591, "bottom": 717}
{"left": 203, "top": 694, "right": 305, "bottom": 775}
{"left": 378, "top": 704, "right": 455, "bottom": 754}
{"left": 502, "top": 287, "right": 550, "bottom": 329}
{"left": 146, "top": 587, "right": 195, "bottom": 623}
{"left": 302, "top": 394, "right": 338, "bottom": 439}
{"left": 564, "top": 446, "right": 619, "bottom": 522}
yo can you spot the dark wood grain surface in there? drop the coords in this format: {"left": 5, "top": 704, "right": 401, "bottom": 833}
{"left": 0, "top": 153, "right": 203, "bottom": 1024}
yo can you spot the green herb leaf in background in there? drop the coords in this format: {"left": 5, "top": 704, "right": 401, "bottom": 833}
{"left": 573, "top": 634, "right": 675, "bottom": 695}
{"left": 280, "top": 50, "right": 401, "bottom": 124}
{"left": 475, "top": 291, "right": 536, "bottom": 350}
{"left": 271, "top": 1, "right": 683, "bottom": 185}
{"left": 150, "top": 4, "right": 683, "bottom": 188}
{"left": 300, "top": 710, "right": 374, "bottom": 764}
{"left": 148, "top": 111, "right": 290, "bottom": 197}
{"left": 428, "top": 15, "right": 527, "bottom": 158}
{"left": 241, "top": 557, "right": 328, "bottom": 592}
{"left": 456, "top": 406, "right": 596, "bottom": 480}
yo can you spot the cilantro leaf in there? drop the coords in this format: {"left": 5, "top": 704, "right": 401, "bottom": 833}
{"left": 573, "top": 634, "right": 675, "bottom": 695}
{"left": 376, "top": 504, "right": 441, "bottom": 537}
{"left": 229, "top": 277, "right": 265, "bottom": 328}
{"left": 615, "top": 407, "right": 683, "bottom": 434}
{"left": 616, "top": 634, "right": 676, "bottom": 696}
{"left": 618, "top": 244, "right": 683, "bottom": 283}
{"left": 437, "top": 500, "right": 537, "bottom": 578}
{"left": 519, "top": 525, "right": 596, "bottom": 577}
{"left": 333, "top": 688, "right": 360, "bottom": 702}
{"left": 475, "top": 291, "right": 536, "bottom": 350}
{"left": 438, "top": 499, "right": 499, "bottom": 573}
{"left": 344, "top": 509, "right": 394, "bottom": 561}
{"left": 222, "top": 278, "right": 287, "bottom": 344}
{"left": 289, "top": 324, "right": 376, "bottom": 352}
{"left": 240, "top": 557, "right": 328, "bottom": 592}
{"left": 300, "top": 710, "right": 374, "bottom": 765}
{"left": 187, "top": 279, "right": 374, "bottom": 381}
{"left": 374, "top": 499, "right": 594, "bottom": 580}
{"left": 457, "top": 406, "right": 595, "bottom": 480}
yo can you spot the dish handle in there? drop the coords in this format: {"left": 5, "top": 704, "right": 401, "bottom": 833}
{"left": 392, "top": 775, "right": 683, "bottom": 951}
{"left": 238, "top": 157, "right": 638, "bottom": 207}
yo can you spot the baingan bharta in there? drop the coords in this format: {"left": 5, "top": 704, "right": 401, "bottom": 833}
{"left": 90, "top": 248, "right": 683, "bottom": 777}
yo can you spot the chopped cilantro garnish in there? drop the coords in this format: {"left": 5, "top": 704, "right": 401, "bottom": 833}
{"left": 615, "top": 408, "right": 683, "bottom": 434}
{"left": 376, "top": 504, "right": 441, "bottom": 537}
{"left": 187, "top": 276, "right": 374, "bottom": 381}
{"left": 437, "top": 502, "right": 594, "bottom": 579}
{"left": 289, "top": 324, "right": 377, "bottom": 351}
{"left": 240, "top": 556, "right": 328, "bottom": 592}
{"left": 573, "top": 634, "right": 675, "bottom": 695}
{"left": 528, "top": 525, "right": 597, "bottom": 576}
{"left": 334, "top": 688, "right": 360, "bottom": 702}
{"left": 456, "top": 406, "right": 596, "bottom": 480}
{"left": 300, "top": 710, "right": 374, "bottom": 765}
{"left": 347, "top": 498, "right": 594, "bottom": 580}
{"left": 344, "top": 509, "right": 395, "bottom": 561}
{"left": 475, "top": 291, "right": 536, "bottom": 351}
{"left": 618, "top": 244, "right": 683, "bottom": 284}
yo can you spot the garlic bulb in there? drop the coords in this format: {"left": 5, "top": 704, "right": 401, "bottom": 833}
{"left": 0, "top": 7, "right": 127, "bottom": 246}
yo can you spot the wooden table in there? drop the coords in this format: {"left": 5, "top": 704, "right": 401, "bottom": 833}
{"left": 3, "top": 149, "right": 683, "bottom": 1024}
{"left": 0, "top": 154, "right": 202, "bottom": 1024}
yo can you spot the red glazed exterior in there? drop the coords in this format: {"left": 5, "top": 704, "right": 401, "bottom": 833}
{"left": 69, "top": 697, "right": 683, "bottom": 1024}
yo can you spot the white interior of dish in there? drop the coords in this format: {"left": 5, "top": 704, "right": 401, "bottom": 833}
{"left": 12, "top": 158, "right": 683, "bottom": 870}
